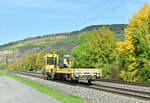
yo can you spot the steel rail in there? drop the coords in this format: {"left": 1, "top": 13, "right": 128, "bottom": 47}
{"left": 97, "top": 79, "right": 150, "bottom": 87}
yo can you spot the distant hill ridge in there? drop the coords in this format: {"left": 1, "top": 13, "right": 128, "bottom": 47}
{"left": 0, "top": 24, "right": 127, "bottom": 49}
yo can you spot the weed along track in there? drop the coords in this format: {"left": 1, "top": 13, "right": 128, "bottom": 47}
{"left": 12, "top": 71, "right": 150, "bottom": 102}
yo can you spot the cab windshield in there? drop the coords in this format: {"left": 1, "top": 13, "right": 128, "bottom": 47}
{"left": 47, "top": 57, "right": 57, "bottom": 65}
{"left": 47, "top": 57, "right": 54, "bottom": 65}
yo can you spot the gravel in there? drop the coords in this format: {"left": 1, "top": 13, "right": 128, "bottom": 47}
{"left": 0, "top": 75, "right": 61, "bottom": 103}
{"left": 15, "top": 74, "right": 150, "bottom": 103}
{"left": 94, "top": 81, "right": 150, "bottom": 93}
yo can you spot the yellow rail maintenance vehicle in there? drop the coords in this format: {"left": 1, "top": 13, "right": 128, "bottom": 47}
{"left": 42, "top": 53, "right": 102, "bottom": 84}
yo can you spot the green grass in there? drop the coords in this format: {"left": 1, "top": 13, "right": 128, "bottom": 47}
{"left": 21, "top": 37, "right": 78, "bottom": 48}
{"left": 55, "top": 37, "right": 78, "bottom": 45}
{"left": 0, "top": 71, "right": 83, "bottom": 103}
{"left": 0, "top": 37, "right": 78, "bottom": 51}
{"left": 0, "top": 44, "right": 20, "bottom": 51}
{"left": 0, "top": 40, "right": 57, "bottom": 50}
{"left": 23, "top": 40, "right": 57, "bottom": 47}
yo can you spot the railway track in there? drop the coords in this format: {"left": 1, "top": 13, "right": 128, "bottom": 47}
{"left": 13, "top": 71, "right": 43, "bottom": 79}
{"left": 12, "top": 71, "right": 150, "bottom": 101}
{"left": 84, "top": 84, "right": 150, "bottom": 101}
{"left": 98, "top": 79, "right": 150, "bottom": 87}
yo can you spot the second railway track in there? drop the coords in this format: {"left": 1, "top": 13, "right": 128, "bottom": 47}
{"left": 12, "top": 71, "right": 150, "bottom": 102}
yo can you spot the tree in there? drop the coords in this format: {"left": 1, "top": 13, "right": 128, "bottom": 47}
{"left": 49, "top": 48, "right": 67, "bottom": 54}
{"left": 23, "top": 54, "right": 38, "bottom": 71}
{"left": 36, "top": 51, "right": 46, "bottom": 70}
{"left": 14, "top": 54, "right": 38, "bottom": 71}
{"left": 117, "top": 3, "right": 150, "bottom": 82}
{"left": 49, "top": 49, "right": 57, "bottom": 54}
{"left": 58, "top": 48, "right": 67, "bottom": 54}
{"left": 72, "top": 27, "right": 116, "bottom": 69}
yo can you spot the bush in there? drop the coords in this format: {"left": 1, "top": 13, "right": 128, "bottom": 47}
{"left": 0, "top": 63, "right": 7, "bottom": 70}
{"left": 102, "top": 64, "right": 121, "bottom": 80}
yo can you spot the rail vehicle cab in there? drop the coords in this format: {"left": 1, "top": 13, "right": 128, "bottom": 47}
{"left": 44, "top": 54, "right": 58, "bottom": 73}
{"left": 43, "top": 54, "right": 56, "bottom": 79}
{"left": 43, "top": 54, "right": 71, "bottom": 70}
{"left": 43, "top": 53, "right": 72, "bottom": 79}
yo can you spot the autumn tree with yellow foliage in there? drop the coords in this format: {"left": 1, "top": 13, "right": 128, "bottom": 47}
{"left": 14, "top": 51, "right": 46, "bottom": 71}
{"left": 36, "top": 50, "right": 46, "bottom": 70}
{"left": 117, "top": 3, "right": 150, "bottom": 82}
{"left": 14, "top": 54, "right": 38, "bottom": 71}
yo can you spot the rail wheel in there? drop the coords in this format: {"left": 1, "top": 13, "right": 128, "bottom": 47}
{"left": 71, "top": 79, "right": 78, "bottom": 84}
{"left": 88, "top": 80, "right": 92, "bottom": 85}
{"left": 44, "top": 73, "right": 49, "bottom": 80}
{"left": 48, "top": 73, "right": 55, "bottom": 80}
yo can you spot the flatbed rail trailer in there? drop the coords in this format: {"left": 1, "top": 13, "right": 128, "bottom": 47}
{"left": 42, "top": 54, "right": 102, "bottom": 84}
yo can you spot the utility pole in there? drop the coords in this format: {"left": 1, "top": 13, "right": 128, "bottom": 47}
{"left": 5, "top": 56, "right": 8, "bottom": 64}
{"left": 32, "top": 56, "right": 35, "bottom": 71}
{"left": 6, "top": 55, "right": 8, "bottom": 65}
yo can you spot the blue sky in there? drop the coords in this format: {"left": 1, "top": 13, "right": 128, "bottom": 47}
{"left": 0, "top": 0, "right": 150, "bottom": 45}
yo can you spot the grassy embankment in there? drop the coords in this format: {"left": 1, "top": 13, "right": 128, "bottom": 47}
{"left": 0, "top": 70, "right": 84, "bottom": 103}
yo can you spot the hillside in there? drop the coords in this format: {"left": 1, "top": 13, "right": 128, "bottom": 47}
{"left": 0, "top": 24, "right": 127, "bottom": 63}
